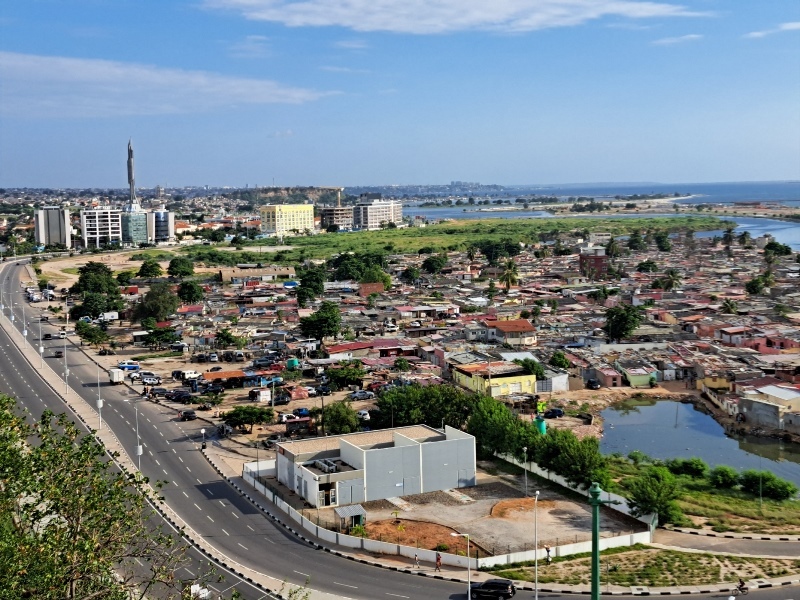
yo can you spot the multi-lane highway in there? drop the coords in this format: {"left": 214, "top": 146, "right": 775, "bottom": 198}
{"left": 2, "top": 259, "right": 798, "bottom": 600}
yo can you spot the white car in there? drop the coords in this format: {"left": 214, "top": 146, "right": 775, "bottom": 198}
{"left": 279, "top": 413, "right": 301, "bottom": 423}
{"left": 209, "top": 353, "right": 219, "bottom": 363}
{"left": 304, "top": 386, "right": 317, "bottom": 396}
{"left": 129, "top": 370, "right": 156, "bottom": 381}
{"left": 349, "top": 390, "right": 375, "bottom": 400}
{"left": 141, "top": 376, "right": 163, "bottom": 386}
{"left": 117, "top": 360, "right": 140, "bottom": 371}
{"left": 409, "top": 321, "right": 422, "bottom": 328}
{"left": 357, "top": 409, "right": 371, "bottom": 421}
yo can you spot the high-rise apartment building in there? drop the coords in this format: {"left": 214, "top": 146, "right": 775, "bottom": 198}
{"left": 81, "top": 207, "right": 122, "bottom": 248}
{"left": 34, "top": 207, "right": 72, "bottom": 248}
{"left": 319, "top": 206, "right": 354, "bottom": 231}
{"left": 259, "top": 204, "right": 315, "bottom": 237}
{"left": 353, "top": 197, "right": 402, "bottom": 230}
{"left": 148, "top": 208, "right": 175, "bottom": 242}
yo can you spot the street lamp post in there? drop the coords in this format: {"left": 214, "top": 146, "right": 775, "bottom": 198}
{"left": 588, "top": 482, "right": 618, "bottom": 600}
{"left": 96, "top": 363, "right": 103, "bottom": 431}
{"left": 451, "top": 532, "right": 470, "bottom": 598}
{"left": 21, "top": 303, "right": 27, "bottom": 349}
{"left": 63, "top": 333, "right": 68, "bottom": 395}
{"left": 534, "top": 490, "right": 540, "bottom": 600}
{"left": 522, "top": 446, "right": 528, "bottom": 497}
{"left": 135, "top": 403, "right": 142, "bottom": 471}
{"left": 200, "top": 428, "right": 206, "bottom": 450}
{"left": 38, "top": 313, "right": 43, "bottom": 368}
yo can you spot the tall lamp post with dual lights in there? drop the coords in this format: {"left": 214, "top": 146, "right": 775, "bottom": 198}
{"left": 451, "top": 532, "right": 470, "bottom": 598}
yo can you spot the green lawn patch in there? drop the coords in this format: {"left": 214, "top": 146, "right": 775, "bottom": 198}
{"left": 131, "top": 351, "right": 184, "bottom": 361}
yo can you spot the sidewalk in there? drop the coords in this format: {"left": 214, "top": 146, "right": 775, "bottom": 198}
{"left": 203, "top": 442, "right": 800, "bottom": 597}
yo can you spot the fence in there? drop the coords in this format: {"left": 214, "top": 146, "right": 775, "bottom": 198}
{"left": 241, "top": 453, "right": 655, "bottom": 571}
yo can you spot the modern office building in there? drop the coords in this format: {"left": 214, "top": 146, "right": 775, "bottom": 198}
{"left": 34, "top": 207, "right": 72, "bottom": 248}
{"left": 353, "top": 196, "right": 402, "bottom": 230}
{"left": 121, "top": 211, "right": 149, "bottom": 246}
{"left": 275, "top": 425, "right": 476, "bottom": 508}
{"left": 319, "top": 206, "right": 354, "bottom": 231}
{"left": 147, "top": 208, "right": 175, "bottom": 242}
{"left": 80, "top": 207, "right": 122, "bottom": 248}
{"left": 259, "top": 204, "right": 315, "bottom": 237}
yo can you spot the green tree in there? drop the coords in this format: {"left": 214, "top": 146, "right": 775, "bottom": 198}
{"left": 722, "top": 227, "right": 735, "bottom": 246}
{"left": 69, "top": 291, "right": 122, "bottom": 320}
{"left": 115, "top": 270, "right": 134, "bottom": 286}
{"left": 626, "top": 466, "right": 683, "bottom": 526}
{"left": 720, "top": 299, "right": 738, "bottom": 314}
{"left": 739, "top": 470, "right": 798, "bottom": 501}
{"left": 75, "top": 320, "right": 110, "bottom": 347}
{"left": 498, "top": 259, "right": 519, "bottom": 293}
{"left": 298, "top": 265, "right": 326, "bottom": 297}
{"left": 299, "top": 301, "right": 341, "bottom": 340}
{"left": 654, "top": 231, "right": 672, "bottom": 252}
{"left": 0, "top": 397, "right": 204, "bottom": 598}
{"left": 745, "top": 276, "right": 765, "bottom": 295}
{"left": 222, "top": 405, "right": 274, "bottom": 433}
{"left": 393, "top": 357, "right": 411, "bottom": 372}
{"left": 466, "top": 245, "right": 478, "bottom": 262}
{"left": 486, "top": 279, "right": 499, "bottom": 301}
{"left": 400, "top": 266, "right": 420, "bottom": 283}
{"left": 177, "top": 281, "right": 204, "bottom": 303}
{"left": 605, "top": 238, "right": 622, "bottom": 259}
{"left": 421, "top": 254, "right": 447, "bottom": 274}
{"left": 143, "top": 326, "right": 180, "bottom": 349}
{"left": 215, "top": 328, "right": 239, "bottom": 347}
{"left": 737, "top": 231, "right": 751, "bottom": 246}
{"left": 627, "top": 230, "right": 647, "bottom": 251}
{"left": 513, "top": 358, "right": 545, "bottom": 379}
{"left": 548, "top": 351, "right": 571, "bottom": 370}
{"left": 661, "top": 269, "right": 682, "bottom": 291}
{"left": 375, "top": 383, "right": 476, "bottom": 430}
{"left": 137, "top": 258, "right": 163, "bottom": 279}
{"left": 708, "top": 465, "right": 739, "bottom": 489}
{"left": 603, "top": 304, "right": 644, "bottom": 342}
{"left": 359, "top": 264, "right": 391, "bottom": 290}
{"left": 323, "top": 401, "right": 360, "bottom": 435}
{"left": 134, "top": 282, "right": 180, "bottom": 322}
{"left": 167, "top": 256, "right": 195, "bottom": 278}
{"left": 325, "top": 362, "right": 366, "bottom": 388}
{"left": 467, "top": 396, "right": 521, "bottom": 458}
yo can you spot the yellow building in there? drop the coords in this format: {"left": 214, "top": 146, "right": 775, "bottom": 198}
{"left": 259, "top": 204, "right": 315, "bottom": 237}
{"left": 452, "top": 361, "right": 537, "bottom": 398}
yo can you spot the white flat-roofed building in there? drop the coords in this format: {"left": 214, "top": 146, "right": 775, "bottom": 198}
{"left": 80, "top": 206, "right": 122, "bottom": 248}
{"left": 353, "top": 198, "right": 402, "bottom": 230}
{"left": 34, "top": 206, "right": 72, "bottom": 248}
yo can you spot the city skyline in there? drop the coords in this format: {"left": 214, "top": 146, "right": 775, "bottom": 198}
{"left": 1, "top": 1, "right": 798, "bottom": 188}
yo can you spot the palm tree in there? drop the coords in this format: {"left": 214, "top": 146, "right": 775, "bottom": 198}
{"left": 722, "top": 227, "right": 735, "bottom": 247}
{"left": 498, "top": 259, "right": 519, "bottom": 293}
{"left": 774, "top": 303, "right": 790, "bottom": 317}
{"left": 737, "top": 231, "right": 751, "bottom": 246}
{"left": 605, "top": 238, "right": 622, "bottom": 259}
{"left": 764, "top": 250, "right": 777, "bottom": 269}
{"left": 538, "top": 245, "right": 551, "bottom": 259}
{"left": 661, "top": 269, "right": 683, "bottom": 291}
{"left": 761, "top": 269, "right": 776, "bottom": 287}
{"left": 720, "top": 299, "right": 738, "bottom": 314}
{"left": 466, "top": 245, "right": 478, "bottom": 263}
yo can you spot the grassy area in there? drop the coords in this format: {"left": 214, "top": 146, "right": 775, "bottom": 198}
{"left": 186, "top": 215, "right": 731, "bottom": 265}
{"left": 128, "top": 250, "right": 176, "bottom": 261}
{"left": 486, "top": 546, "right": 800, "bottom": 587}
{"left": 61, "top": 267, "right": 80, "bottom": 275}
{"left": 606, "top": 457, "right": 800, "bottom": 534}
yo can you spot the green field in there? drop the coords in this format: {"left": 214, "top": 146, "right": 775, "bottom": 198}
{"left": 179, "top": 215, "right": 730, "bottom": 266}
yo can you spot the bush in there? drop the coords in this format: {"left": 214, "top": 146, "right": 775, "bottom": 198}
{"left": 434, "top": 543, "right": 449, "bottom": 552}
{"left": 739, "top": 470, "right": 799, "bottom": 501}
{"left": 665, "top": 457, "right": 708, "bottom": 479}
{"left": 628, "top": 450, "right": 652, "bottom": 466}
{"left": 708, "top": 465, "right": 739, "bottom": 489}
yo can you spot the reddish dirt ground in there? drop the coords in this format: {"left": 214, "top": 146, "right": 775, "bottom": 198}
{"left": 365, "top": 519, "right": 489, "bottom": 555}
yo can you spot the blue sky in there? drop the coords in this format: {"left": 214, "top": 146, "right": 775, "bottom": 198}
{"left": 1, "top": 0, "right": 798, "bottom": 188}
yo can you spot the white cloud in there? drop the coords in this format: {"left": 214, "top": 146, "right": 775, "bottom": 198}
{"left": 267, "top": 129, "right": 294, "bottom": 138}
{"left": 204, "top": 0, "right": 706, "bottom": 35}
{"left": 320, "top": 65, "right": 370, "bottom": 74}
{"left": 744, "top": 21, "right": 800, "bottom": 39}
{"left": 335, "top": 39, "right": 369, "bottom": 49}
{"left": 229, "top": 34, "right": 271, "bottom": 58}
{"left": 652, "top": 33, "right": 702, "bottom": 44}
{"left": 0, "top": 52, "right": 331, "bottom": 118}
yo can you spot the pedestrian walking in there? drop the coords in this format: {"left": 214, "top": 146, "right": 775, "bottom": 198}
{"left": 414, "top": 554, "right": 419, "bottom": 568}
{"left": 435, "top": 552, "right": 442, "bottom": 572}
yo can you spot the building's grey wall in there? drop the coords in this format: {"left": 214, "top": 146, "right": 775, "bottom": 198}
{"left": 337, "top": 478, "right": 365, "bottom": 505}
{"left": 421, "top": 433, "right": 476, "bottom": 490}
{"left": 364, "top": 445, "right": 422, "bottom": 500}
{"left": 340, "top": 439, "right": 364, "bottom": 469}
{"left": 740, "top": 397, "right": 782, "bottom": 428}
{"left": 276, "top": 453, "right": 291, "bottom": 488}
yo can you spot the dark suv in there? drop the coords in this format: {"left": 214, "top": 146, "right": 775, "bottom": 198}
{"left": 166, "top": 390, "right": 194, "bottom": 403}
{"left": 586, "top": 378, "right": 601, "bottom": 390}
{"left": 470, "top": 579, "right": 516, "bottom": 599}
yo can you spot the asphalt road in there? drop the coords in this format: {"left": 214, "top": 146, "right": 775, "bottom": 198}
{"left": 2, "top": 260, "right": 799, "bottom": 600}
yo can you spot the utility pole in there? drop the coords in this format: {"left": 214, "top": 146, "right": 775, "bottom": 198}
{"left": 588, "top": 482, "right": 618, "bottom": 600}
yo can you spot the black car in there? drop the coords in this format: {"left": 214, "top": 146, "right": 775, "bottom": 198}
{"left": 43, "top": 333, "right": 52, "bottom": 340}
{"left": 470, "top": 579, "right": 516, "bottom": 599}
{"left": 179, "top": 409, "right": 197, "bottom": 421}
{"left": 543, "top": 408, "right": 565, "bottom": 419}
{"left": 98, "top": 348, "right": 116, "bottom": 356}
{"left": 586, "top": 378, "right": 601, "bottom": 390}
{"left": 165, "top": 390, "right": 194, "bottom": 402}
{"left": 272, "top": 395, "right": 290, "bottom": 406}
{"left": 202, "top": 383, "right": 225, "bottom": 395}
{"left": 150, "top": 387, "right": 169, "bottom": 397}
{"left": 315, "top": 386, "right": 331, "bottom": 396}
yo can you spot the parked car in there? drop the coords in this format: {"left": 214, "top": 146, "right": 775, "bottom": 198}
{"left": 543, "top": 408, "right": 565, "bottom": 419}
{"left": 129, "top": 370, "right": 157, "bottom": 382}
{"left": 150, "top": 387, "right": 169, "bottom": 397}
{"left": 357, "top": 409, "right": 370, "bottom": 421}
{"left": 209, "top": 366, "right": 223, "bottom": 372}
{"left": 141, "top": 376, "right": 163, "bottom": 386}
{"left": 272, "top": 395, "right": 290, "bottom": 406}
{"left": 349, "top": 390, "right": 374, "bottom": 400}
{"left": 409, "top": 321, "right": 421, "bottom": 328}
{"left": 586, "top": 378, "right": 602, "bottom": 390}
{"left": 98, "top": 348, "right": 116, "bottom": 356}
{"left": 293, "top": 408, "right": 310, "bottom": 418}
{"left": 368, "top": 381, "right": 388, "bottom": 392}
{"left": 208, "top": 353, "right": 219, "bottom": 363}
{"left": 315, "top": 386, "right": 331, "bottom": 396}
{"left": 179, "top": 409, "right": 197, "bottom": 421}
{"left": 202, "top": 383, "right": 225, "bottom": 395}
{"left": 252, "top": 357, "right": 274, "bottom": 368}
{"left": 303, "top": 386, "right": 317, "bottom": 396}
{"left": 117, "top": 360, "right": 140, "bottom": 371}
{"left": 279, "top": 413, "right": 301, "bottom": 423}
{"left": 166, "top": 390, "right": 194, "bottom": 402}
{"left": 469, "top": 579, "right": 517, "bottom": 599}
{"left": 193, "top": 353, "right": 208, "bottom": 363}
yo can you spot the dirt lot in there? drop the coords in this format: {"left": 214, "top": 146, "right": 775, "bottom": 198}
{"left": 319, "top": 475, "right": 644, "bottom": 556}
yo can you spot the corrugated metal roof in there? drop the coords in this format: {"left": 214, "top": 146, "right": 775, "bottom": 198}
{"left": 334, "top": 504, "right": 366, "bottom": 519}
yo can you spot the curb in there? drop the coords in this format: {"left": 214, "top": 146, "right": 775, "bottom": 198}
{"left": 665, "top": 526, "right": 800, "bottom": 542}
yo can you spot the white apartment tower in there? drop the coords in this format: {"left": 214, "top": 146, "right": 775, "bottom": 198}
{"left": 80, "top": 207, "right": 122, "bottom": 248}
{"left": 353, "top": 195, "right": 402, "bottom": 230}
